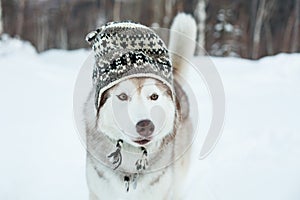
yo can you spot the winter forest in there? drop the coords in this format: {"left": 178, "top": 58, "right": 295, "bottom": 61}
{"left": 1, "top": 0, "right": 300, "bottom": 59}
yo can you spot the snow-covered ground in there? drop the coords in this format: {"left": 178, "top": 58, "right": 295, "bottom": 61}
{"left": 0, "top": 36, "right": 300, "bottom": 200}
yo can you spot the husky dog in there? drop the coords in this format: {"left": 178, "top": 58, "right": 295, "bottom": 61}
{"left": 83, "top": 13, "right": 197, "bottom": 200}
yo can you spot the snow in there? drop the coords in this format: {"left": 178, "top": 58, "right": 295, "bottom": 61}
{"left": 185, "top": 55, "right": 300, "bottom": 200}
{"left": 1, "top": 36, "right": 300, "bottom": 200}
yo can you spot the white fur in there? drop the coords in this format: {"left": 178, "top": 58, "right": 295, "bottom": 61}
{"left": 85, "top": 13, "right": 197, "bottom": 200}
{"left": 169, "top": 13, "right": 197, "bottom": 75}
{"left": 97, "top": 78, "right": 176, "bottom": 148}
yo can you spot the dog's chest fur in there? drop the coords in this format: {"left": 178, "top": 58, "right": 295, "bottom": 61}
{"left": 85, "top": 120, "right": 178, "bottom": 199}
{"left": 86, "top": 144, "right": 176, "bottom": 200}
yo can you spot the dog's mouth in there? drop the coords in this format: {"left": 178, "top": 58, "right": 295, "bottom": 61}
{"left": 134, "top": 138, "right": 151, "bottom": 145}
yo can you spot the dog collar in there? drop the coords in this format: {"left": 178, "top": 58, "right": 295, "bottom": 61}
{"left": 107, "top": 139, "right": 149, "bottom": 170}
{"left": 107, "top": 139, "right": 149, "bottom": 192}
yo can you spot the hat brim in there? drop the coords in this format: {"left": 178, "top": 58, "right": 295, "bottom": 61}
{"left": 95, "top": 73, "right": 175, "bottom": 110}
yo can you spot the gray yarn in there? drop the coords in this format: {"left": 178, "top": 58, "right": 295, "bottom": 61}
{"left": 86, "top": 21, "right": 174, "bottom": 109}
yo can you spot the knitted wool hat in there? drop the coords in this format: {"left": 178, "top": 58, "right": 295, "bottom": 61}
{"left": 86, "top": 21, "right": 174, "bottom": 109}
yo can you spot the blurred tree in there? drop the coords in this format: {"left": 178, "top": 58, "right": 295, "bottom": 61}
{"left": 113, "top": 0, "right": 121, "bottom": 21}
{"left": 263, "top": 0, "right": 276, "bottom": 55}
{"left": 164, "top": 0, "right": 175, "bottom": 27}
{"left": 291, "top": 0, "right": 299, "bottom": 52}
{"left": 16, "top": 0, "right": 25, "bottom": 37}
{"left": 209, "top": 7, "right": 242, "bottom": 57}
{"left": 252, "top": 0, "right": 266, "bottom": 59}
{"left": 57, "top": 1, "right": 70, "bottom": 49}
{"left": 194, "top": 0, "right": 206, "bottom": 55}
{"left": 36, "top": 6, "right": 48, "bottom": 52}
{"left": 0, "top": 0, "right": 3, "bottom": 34}
{"left": 1, "top": 0, "right": 299, "bottom": 58}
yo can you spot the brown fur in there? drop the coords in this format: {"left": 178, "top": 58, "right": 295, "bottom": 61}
{"left": 130, "top": 78, "right": 146, "bottom": 95}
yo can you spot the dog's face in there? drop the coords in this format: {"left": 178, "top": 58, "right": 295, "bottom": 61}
{"left": 96, "top": 77, "right": 176, "bottom": 147}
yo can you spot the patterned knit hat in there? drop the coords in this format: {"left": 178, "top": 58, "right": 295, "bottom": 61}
{"left": 86, "top": 21, "right": 174, "bottom": 109}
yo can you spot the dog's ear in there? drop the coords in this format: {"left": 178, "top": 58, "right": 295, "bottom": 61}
{"left": 97, "top": 90, "right": 110, "bottom": 115}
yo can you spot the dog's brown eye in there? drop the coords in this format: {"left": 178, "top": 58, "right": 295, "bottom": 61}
{"left": 150, "top": 93, "right": 159, "bottom": 101}
{"left": 117, "top": 93, "right": 128, "bottom": 101}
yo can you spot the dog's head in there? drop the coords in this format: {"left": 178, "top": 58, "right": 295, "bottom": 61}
{"left": 96, "top": 77, "right": 176, "bottom": 147}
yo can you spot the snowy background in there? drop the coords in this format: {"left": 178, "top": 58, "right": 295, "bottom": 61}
{"left": 0, "top": 36, "right": 300, "bottom": 200}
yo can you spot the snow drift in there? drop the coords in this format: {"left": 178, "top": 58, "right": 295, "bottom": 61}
{"left": 0, "top": 36, "right": 300, "bottom": 200}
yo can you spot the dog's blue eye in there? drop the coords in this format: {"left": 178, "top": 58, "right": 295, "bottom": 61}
{"left": 150, "top": 93, "right": 159, "bottom": 101}
{"left": 117, "top": 93, "right": 128, "bottom": 101}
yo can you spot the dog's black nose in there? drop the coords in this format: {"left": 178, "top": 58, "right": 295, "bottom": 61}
{"left": 136, "top": 119, "right": 155, "bottom": 137}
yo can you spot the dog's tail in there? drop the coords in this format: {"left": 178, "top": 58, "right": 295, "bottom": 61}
{"left": 168, "top": 13, "right": 197, "bottom": 75}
